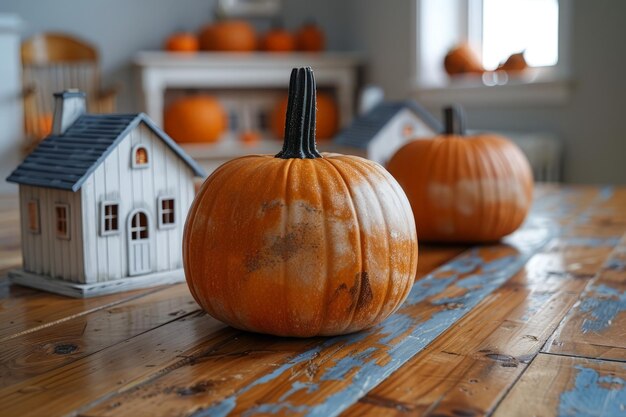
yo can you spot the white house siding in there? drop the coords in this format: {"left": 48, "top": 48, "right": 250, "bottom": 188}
{"left": 367, "top": 109, "right": 436, "bottom": 166}
{"left": 19, "top": 184, "right": 85, "bottom": 282}
{"left": 81, "top": 122, "right": 196, "bottom": 283}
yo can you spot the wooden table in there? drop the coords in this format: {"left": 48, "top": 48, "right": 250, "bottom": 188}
{"left": 1, "top": 185, "right": 625, "bottom": 417}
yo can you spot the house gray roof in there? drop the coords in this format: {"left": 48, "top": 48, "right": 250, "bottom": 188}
{"left": 7, "top": 113, "right": 206, "bottom": 191}
{"left": 334, "top": 100, "right": 442, "bottom": 149}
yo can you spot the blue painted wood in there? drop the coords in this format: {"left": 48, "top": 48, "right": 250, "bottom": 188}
{"left": 558, "top": 364, "right": 626, "bottom": 417}
{"left": 192, "top": 187, "right": 616, "bottom": 417}
{"left": 579, "top": 284, "right": 626, "bottom": 333}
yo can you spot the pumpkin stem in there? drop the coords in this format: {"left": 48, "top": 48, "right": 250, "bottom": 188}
{"left": 444, "top": 105, "right": 466, "bottom": 135}
{"left": 276, "top": 67, "right": 322, "bottom": 159}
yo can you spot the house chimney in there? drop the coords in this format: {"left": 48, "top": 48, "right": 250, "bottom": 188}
{"left": 51, "top": 89, "right": 86, "bottom": 135}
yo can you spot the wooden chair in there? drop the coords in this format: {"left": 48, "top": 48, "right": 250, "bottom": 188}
{"left": 21, "top": 32, "right": 118, "bottom": 151}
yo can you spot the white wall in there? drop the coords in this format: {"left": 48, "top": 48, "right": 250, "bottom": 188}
{"left": 0, "top": 15, "right": 22, "bottom": 194}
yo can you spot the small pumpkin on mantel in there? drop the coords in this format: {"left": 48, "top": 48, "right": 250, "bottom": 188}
{"left": 387, "top": 106, "right": 533, "bottom": 243}
{"left": 498, "top": 51, "right": 528, "bottom": 72}
{"left": 164, "top": 32, "right": 199, "bottom": 53}
{"left": 183, "top": 67, "right": 418, "bottom": 337}
{"left": 295, "top": 20, "right": 325, "bottom": 52}
{"left": 198, "top": 20, "right": 257, "bottom": 52}
{"left": 261, "top": 22, "right": 296, "bottom": 52}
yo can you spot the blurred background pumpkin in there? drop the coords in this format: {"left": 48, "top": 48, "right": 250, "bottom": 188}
{"left": 198, "top": 20, "right": 257, "bottom": 52}
{"left": 497, "top": 51, "right": 528, "bottom": 72}
{"left": 270, "top": 91, "right": 338, "bottom": 140}
{"left": 164, "top": 32, "right": 199, "bottom": 52}
{"left": 443, "top": 43, "right": 484, "bottom": 76}
{"left": 261, "top": 22, "right": 295, "bottom": 52}
{"left": 164, "top": 95, "right": 227, "bottom": 143}
{"left": 295, "top": 20, "right": 325, "bottom": 52}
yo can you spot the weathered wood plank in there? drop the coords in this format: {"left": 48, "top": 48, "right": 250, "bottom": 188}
{"left": 340, "top": 271, "right": 589, "bottom": 416}
{"left": 69, "top": 249, "right": 468, "bottom": 417}
{"left": 544, "top": 235, "right": 626, "bottom": 362}
{"left": 0, "top": 285, "right": 162, "bottom": 342}
{"left": 493, "top": 353, "right": 626, "bottom": 417}
{"left": 79, "top": 333, "right": 324, "bottom": 417}
{"left": 0, "top": 283, "right": 197, "bottom": 389}
{"left": 0, "top": 313, "right": 228, "bottom": 417}
{"left": 342, "top": 187, "right": 626, "bottom": 416}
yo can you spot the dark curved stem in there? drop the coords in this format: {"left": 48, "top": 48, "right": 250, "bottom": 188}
{"left": 275, "top": 67, "right": 322, "bottom": 159}
{"left": 443, "top": 105, "right": 466, "bottom": 135}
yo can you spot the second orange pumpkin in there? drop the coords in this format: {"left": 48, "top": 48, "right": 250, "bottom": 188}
{"left": 387, "top": 106, "right": 533, "bottom": 243}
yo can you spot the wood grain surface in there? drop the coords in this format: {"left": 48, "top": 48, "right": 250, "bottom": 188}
{"left": 493, "top": 353, "right": 626, "bottom": 417}
{"left": 0, "top": 186, "right": 624, "bottom": 417}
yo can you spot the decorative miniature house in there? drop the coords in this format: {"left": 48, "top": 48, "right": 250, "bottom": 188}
{"left": 6, "top": 90, "right": 205, "bottom": 297}
{"left": 334, "top": 100, "right": 442, "bottom": 165}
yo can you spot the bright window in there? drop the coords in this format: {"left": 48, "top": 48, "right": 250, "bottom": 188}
{"left": 27, "top": 200, "right": 40, "bottom": 233}
{"left": 481, "top": 0, "right": 559, "bottom": 70}
{"left": 55, "top": 204, "right": 70, "bottom": 239}
{"left": 416, "top": 0, "right": 569, "bottom": 104}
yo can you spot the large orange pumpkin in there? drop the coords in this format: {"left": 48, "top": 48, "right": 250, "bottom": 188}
{"left": 184, "top": 67, "right": 418, "bottom": 337}
{"left": 444, "top": 43, "right": 484, "bottom": 76}
{"left": 295, "top": 21, "right": 325, "bottom": 52}
{"left": 164, "top": 32, "right": 199, "bottom": 52}
{"left": 270, "top": 91, "right": 338, "bottom": 140}
{"left": 261, "top": 25, "right": 296, "bottom": 52}
{"left": 164, "top": 96, "right": 227, "bottom": 143}
{"left": 198, "top": 20, "right": 256, "bottom": 52}
{"left": 387, "top": 106, "right": 533, "bottom": 243}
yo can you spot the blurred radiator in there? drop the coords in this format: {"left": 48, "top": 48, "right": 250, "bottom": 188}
{"left": 506, "top": 132, "right": 562, "bottom": 182}
{"left": 472, "top": 131, "right": 563, "bottom": 182}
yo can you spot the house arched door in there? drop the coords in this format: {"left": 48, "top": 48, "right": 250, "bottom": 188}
{"left": 128, "top": 210, "right": 151, "bottom": 276}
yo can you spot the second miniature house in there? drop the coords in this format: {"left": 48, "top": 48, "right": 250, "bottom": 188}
{"left": 334, "top": 100, "right": 442, "bottom": 166}
{"left": 6, "top": 90, "right": 205, "bottom": 297}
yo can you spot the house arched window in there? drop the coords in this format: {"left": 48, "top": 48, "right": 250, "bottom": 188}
{"left": 132, "top": 145, "right": 150, "bottom": 168}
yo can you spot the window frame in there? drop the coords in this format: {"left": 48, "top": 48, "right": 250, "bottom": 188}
{"left": 54, "top": 203, "right": 71, "bottom": 240}
{"left": 100, "top": 201, "right": 120, "bottom": 236}
{"left": 27, "top": 199, "right": 40, "bottom": 234}
{"left": 131, "top": 144, "right": 150, "bottom": 169}
{"left": 157, "top": 196, "right": 176, "bottom": 229}
{"left": 415, "top": 0, "right": 571, "bottom": 105}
